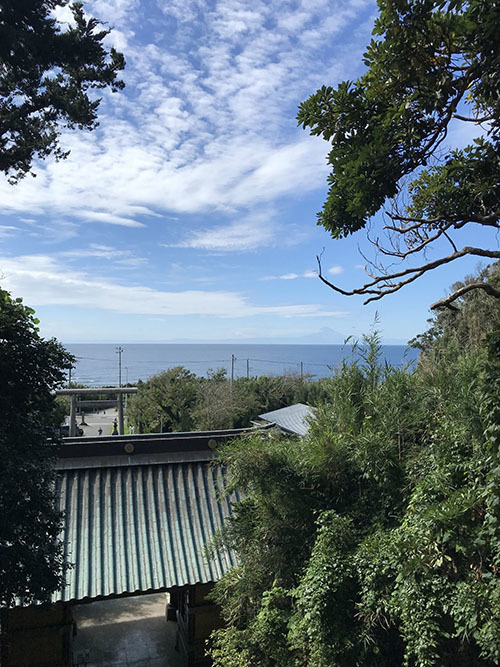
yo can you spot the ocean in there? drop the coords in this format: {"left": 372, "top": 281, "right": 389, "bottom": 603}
{"left": 63, "top": 343, "right": 419, "bottom": 387}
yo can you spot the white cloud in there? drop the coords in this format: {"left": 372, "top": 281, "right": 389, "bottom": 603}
{"left": 261, "top": 269, "right": 320, "bottom": 281}
{"left": 0, "top": 225, "right": 21, "bottom": 238}
{"left": 168, "top": 221, "right": 272, "bottom": 251}
{"left": 78, "top": 211, "right": 145, "bottom": 228}
{"left": 0, "top": 0, "right": 374, "bottom": 245}
{"left": 0, "top": 254, "right": 346, "bottom": 319}
{"left": 229, "top": 140, "right": 329, "bottom": 207}
{"left": 52, "top": 4, "right": 75, "bottom": 25}
{"left": 328, "top": 265, "right": 344, "bottom": 275}
{"left": 61, "top": 244, "right": 146, "bottom": 266}
{"left": 262, "top": 272, "right": 298, "bottom": 281}
{"left": 104, "top": 28, "right": 131, "bottom": 51}
{"left": 166, "top": 210, "right": 281, "bottom": 252}
{"left": 114, "top": 257, "right": 148, "bottom": 267}
{"left": 87, "top": 0, "right": 140, "bottom": 27}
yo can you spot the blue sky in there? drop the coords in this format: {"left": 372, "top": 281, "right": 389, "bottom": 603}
{"left": 0, "top": 0, "right": 497, "bottom": 344}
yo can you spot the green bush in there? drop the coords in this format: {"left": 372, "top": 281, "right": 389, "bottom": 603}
{"left": 208, "top": 326, "right": 500, "bottom": 666}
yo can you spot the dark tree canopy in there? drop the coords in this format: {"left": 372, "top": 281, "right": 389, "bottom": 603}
{"left": 0, "top": 289, "right": 74, "bottom": 606}
{"left": 298, "top": 0, "right": 500, "bottom": 309}
{"left": 0, "top": 0, "right": 125, "bottom": 182}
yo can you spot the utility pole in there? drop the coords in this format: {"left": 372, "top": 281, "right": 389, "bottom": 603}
{"left": 300, "top": 361, "right": 303, "bottom": 380}
{"left": 69, "top": 394, "right": 77, "bottom": 437}
{"left": 246, "top": 358, "right": 249, "bottom": 379}
{"left": 68, "top": 366, "right": 72, "bottom": 387}
{"left": 124, "top": 366, "right": 129, "bottom": 425}
{"left": 116, "top": 346, "right": 124, "bottom": 387}
{"left": 231, "top": 354, "right": 236, "bottom": 387}
{"left": 116, "top": 346, "right": 124, "bottom": 434}
{"left": 117, "top": 391, "right": 124, "bottom": 435}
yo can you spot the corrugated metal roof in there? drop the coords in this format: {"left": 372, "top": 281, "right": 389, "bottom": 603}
{"left": 258, "top": 403, "right": 315, "bottom": 436}
{"left": 55, "top": 461, "right": 238, "bottom": 602}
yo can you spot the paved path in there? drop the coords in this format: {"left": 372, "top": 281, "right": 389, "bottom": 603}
{"left": 72, "top": 593, "right": 186, "bottom": 667}
{"left": 66, "top": 409, "right": 123, "bottom": 437}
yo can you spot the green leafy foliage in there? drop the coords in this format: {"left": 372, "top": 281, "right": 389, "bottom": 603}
{"left": 290, "top": 512, "right": 359, "bottom": 667}
{"left": 208, "top": 317, "right": 500, "bottom": 666}
{"left": 0, "top": 288, "right": 74, "bottom": 606}
{"left": 127, "top": 366, "right": 200, "bottom": 433}
{"left": 0, "top": 0, "right": 125, "bottom": 182}
{"left": 410, "top": 261, "right": 500, "bottom": 359}
{"left": 298, "top": 1, "right": 500, "bottom": 306}
{"left": 298, "top": 0, "right": 500, "bottom": 236}
{"left": 210, "top": 586, "right": 295, "bottom": 667}
{"left": 127, "top": 368, "right": 331, "bottom": 433}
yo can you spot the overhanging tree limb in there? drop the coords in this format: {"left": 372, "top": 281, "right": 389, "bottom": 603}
{"left": 300, "top": 0, "right": 500, "bottom": 308}
{"left": 317, "top": 247, "right": 500, "bottom": 308}
{"left": 430, "top": 282, "right": 500, "bottom": 311}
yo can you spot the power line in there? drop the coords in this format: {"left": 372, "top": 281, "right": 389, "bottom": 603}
{"left": 75, "top": 356, "right": 231, "bottom": 364}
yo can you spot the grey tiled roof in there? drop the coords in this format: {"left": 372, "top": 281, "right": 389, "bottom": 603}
{"left": 55, "top": 459, "right": 238, "bottom": 602}
{"left": 258, "top": 403, "right": 315, "bottom": 436}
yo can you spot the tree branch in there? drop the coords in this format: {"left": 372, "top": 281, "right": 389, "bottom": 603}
{"left": 377, "top": 224, "right": 451, "bottom": 259}
{"left": 317, "top": 247, "right": 500, "bottom": 305}
{"left": 442, "top": 229, "right": 458, "bottom": 253}
{"left": 385, "top": 212, "right": 469, "bottom": 229}
{"left": 419, "top": 75, "right": 471, "bottom": 157}
{"left": 452, "top": 114, "right": 493, "bottom": 123}
{"left": 430, "top": 282, "right": 500, "bottom": 311}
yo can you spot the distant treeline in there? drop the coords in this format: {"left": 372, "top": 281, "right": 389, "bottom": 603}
{"left": 126, "top": 368, "right": 333, "bottom": 433}
{"left": 57, "top": 368, "right": 338, "bottom": 432}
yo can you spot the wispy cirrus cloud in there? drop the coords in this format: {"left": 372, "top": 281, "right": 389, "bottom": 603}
{"left": 165, "top": 210, "right": 279, "bottom": 252}
{"left": 167, "top": 223, "right": 273, "bottom": 252}
{"left": 0, "top": 1, "right": 381, "bottom": 341}
{"left": 60, "top": 244, "right": 147, "bottom": 266}
{"left": 78, "top": 211, "right": 145, "bottom": 228}
{"left": 262, "top": 272, "right": 304, "bottom": 281}
{"left": 261, "top": 267, "right": 344, "bottom": 281}
{"left": 0, "top": 254, "right": 347, "bottom": 318}
{"left": 0, "top": 225, "right": 21, "bottom": 238}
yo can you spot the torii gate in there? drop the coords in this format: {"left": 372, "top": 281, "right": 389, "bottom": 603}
{"left": 55, "top": 387, "right": 138, "bottom": 436}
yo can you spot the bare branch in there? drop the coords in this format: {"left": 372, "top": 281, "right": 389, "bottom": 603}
{"left": 378, "top": 224, "right": 450, "bottom": 259}
{"left": 442, "top": 229, "right": 458, "bottom": 253}
{"left": 386, "top": 212, "right": 499, "bottom": 230}
{"left": 430, "top": 282, "right": 500, "bottom": 311}
{"left": 452, "top": 114, "right": 493, "bottom": 123}
{"left": 475, "top": 214, "right": 500, "bottom": 227}
{"left": 384, "top": 214, "right": 469, "bottom": 233}
{"left": 317, "top": 247, "right": 500, "bottom": 304}
{"left": 386, "top": 213, "right": 445, "bottom": 228}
